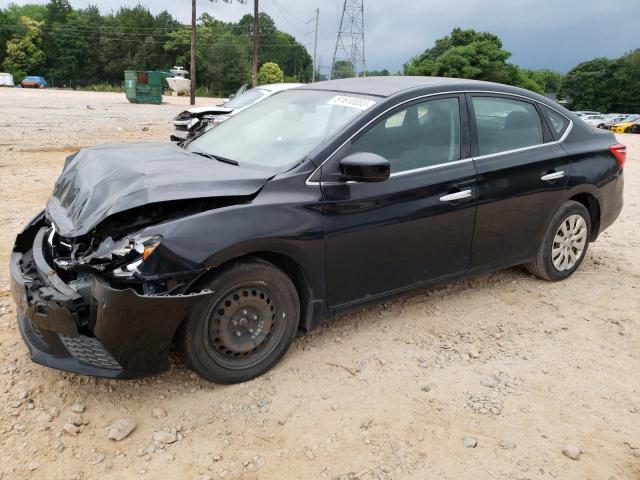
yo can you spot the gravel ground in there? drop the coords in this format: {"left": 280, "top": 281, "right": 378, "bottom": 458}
{"left": 0, "top": 88, "right": 639, "bottom": 480}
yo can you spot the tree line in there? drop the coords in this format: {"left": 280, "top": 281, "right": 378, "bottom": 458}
{"left": 402, "top": 28, "right": 639, "bottom": 113}
{"left": 1, "top": 2, "right": 637, "bottom": 112}
{"left": 0, "top": 0, "right": 311, "bottom": 96}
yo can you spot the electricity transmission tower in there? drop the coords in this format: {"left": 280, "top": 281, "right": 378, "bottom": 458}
{"left": 330, "top": 0, "right": 365, "bottom": 80}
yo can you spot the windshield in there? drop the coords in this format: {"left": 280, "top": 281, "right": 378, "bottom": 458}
{"left": 187, "top": 89, "right": 378, "bottom": 169}
{"left": 223, "top": 88, "right": 269, "bottom": 110}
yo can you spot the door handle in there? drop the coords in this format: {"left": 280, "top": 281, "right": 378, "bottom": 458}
{"left": 541, "top": 171, "right": 565, "bottom": 182}
{"left": 439, "top": 190, "right": 472, "bottom": 202}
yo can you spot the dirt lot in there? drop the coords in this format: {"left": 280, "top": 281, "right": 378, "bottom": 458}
{"left": 0, "top": 88, "right": 639, "bottom": 480}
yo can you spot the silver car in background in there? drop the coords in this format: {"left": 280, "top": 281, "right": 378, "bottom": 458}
{"left": 170, "top": 83, "right": 302, "bottom": 142}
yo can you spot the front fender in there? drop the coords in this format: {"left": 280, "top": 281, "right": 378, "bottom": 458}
{"left": 136, "top": 172, "right": 326, "bottom": 318}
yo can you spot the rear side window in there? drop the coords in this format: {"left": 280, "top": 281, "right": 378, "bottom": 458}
{"left": 540, "top": 105, "right": 570, "bottom": 139}
{"left": 472, "top": 97, "right": 543, "bottom": 156}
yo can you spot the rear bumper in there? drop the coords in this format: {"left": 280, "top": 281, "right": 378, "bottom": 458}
{"left": 598, "top": 172, "right": 624, "bottom": 236}
{"left": 10, "top": 213, "right": 215, "bottom": 378}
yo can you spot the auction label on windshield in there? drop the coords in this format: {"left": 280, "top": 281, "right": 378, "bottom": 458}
{"left": 327, "top": 95, "right": 376, "bottom": 110}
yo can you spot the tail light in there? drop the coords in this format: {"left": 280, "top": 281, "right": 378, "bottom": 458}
{"left": 610, "top": 143, "right": 626, "bottom": 168}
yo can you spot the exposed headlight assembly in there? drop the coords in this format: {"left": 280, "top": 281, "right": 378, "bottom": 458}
{"left": 54, "top": 232, "right": 161, "bottom": 276}
{"left": 111, "top": 234, "right": 161, "bottom": 277}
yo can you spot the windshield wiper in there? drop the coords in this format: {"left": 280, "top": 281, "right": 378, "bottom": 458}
{"left": 192, "top": 151, "right": 239, "bottom": 166}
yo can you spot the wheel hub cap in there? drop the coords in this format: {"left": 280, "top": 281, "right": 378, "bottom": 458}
{"left": 551, "top": 214, "right": 587, "bottom": 271}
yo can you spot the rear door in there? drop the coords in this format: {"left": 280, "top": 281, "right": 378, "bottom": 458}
{"left": 468, "top": 94, "right": 572, "bottom": 269}
{"left": 322, "top": 94, "right": 477, "bottom": 308}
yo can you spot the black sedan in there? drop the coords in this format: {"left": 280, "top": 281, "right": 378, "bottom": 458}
{"left": 10, "top": 77, "right": 625, "bottom": 383}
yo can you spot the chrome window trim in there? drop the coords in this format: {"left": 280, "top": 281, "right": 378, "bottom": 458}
{"left": 471, "top": 121, "right": 573, "bottom": 161}
{"left": 305, "top": 90, "right": 573, "bottom": 187}
{"left": 389, "top": 158, "right": 473, "bottom": 178}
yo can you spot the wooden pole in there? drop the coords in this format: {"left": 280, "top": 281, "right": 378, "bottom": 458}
{"left": 190, "top": 0, "right": 197, "bottom": 105}
{"left": 251, "top": 0, "right": 259, "bottom": 87}
{"left": 312, "top": 8, "right": 319, "bottom": 82}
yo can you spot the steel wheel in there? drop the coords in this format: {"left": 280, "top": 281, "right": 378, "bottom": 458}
{"left": 551, "top": 214, "right": 588, "bottom": 271}
{"left": 177, "top": 258, "right": 299, "bottom": 383}
{"left": 203, "top": 282, "right": 287, "bottom": 370}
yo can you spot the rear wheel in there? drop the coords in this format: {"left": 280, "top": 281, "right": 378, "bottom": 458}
{"left": 525, "top": 201, "right": 591, "bottom": 281}
{"left": 177, "top": 257, "right": 300, "bottom": 383}
{"left": 625, "top": 127, "right": 632, "bottom": 133}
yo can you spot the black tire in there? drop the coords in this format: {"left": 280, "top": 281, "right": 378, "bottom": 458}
{"left": 624, "top": 127, "right": 632, "bottom": 133}
{"left": 176, "top": 257, "right": 300, "bottom": 383}
{"left": 525, "top": 201, "right": 591, "bottom": 281}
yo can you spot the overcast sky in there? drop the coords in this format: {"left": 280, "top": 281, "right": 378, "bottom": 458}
{"left": 4, "top": 0, "right": 639, "bottom": 73}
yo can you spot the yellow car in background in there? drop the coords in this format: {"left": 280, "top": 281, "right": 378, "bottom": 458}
{"left": 611, "top": 117, "right": 640, "bottom": 133}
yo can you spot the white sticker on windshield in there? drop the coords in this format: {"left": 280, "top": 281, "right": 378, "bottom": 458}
{"left": 327, "top": 95, "right": 375, "bottom": 111}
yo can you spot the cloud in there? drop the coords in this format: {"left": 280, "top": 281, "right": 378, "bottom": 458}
{"left": 5, "top": 0, "right": 639, "bottom": 73}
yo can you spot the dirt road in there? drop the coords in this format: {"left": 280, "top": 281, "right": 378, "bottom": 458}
{"left": 0, "top": 88, "right": 638, "bottom": 480}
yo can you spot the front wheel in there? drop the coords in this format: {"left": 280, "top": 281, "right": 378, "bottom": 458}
{"left": 525, "top": 201, "right": 591, "bottom": 281}
{"left": 177, "top": 257, "right": 300, "bottom": 383}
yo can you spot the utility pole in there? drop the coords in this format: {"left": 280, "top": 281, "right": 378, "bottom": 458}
{"left": 190, "top": 0, "right": 196, "bottom": 105}
{"left": 251, "top": 0, "right": 259, "bottom": 87}
{"left": 312, "top": 8, "right": 319, "bottom": 82}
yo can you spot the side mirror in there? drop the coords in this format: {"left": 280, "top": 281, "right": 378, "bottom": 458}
{"left": 339, "top": 152, "right": 390, "bottom": 182}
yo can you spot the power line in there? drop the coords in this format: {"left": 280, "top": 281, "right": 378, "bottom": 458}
{"left": 270, "top": 0, "right": 305, "bottom": 36}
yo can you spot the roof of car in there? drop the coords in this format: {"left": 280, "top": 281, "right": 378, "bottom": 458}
{"left": 299, "top": 76, "right": 517, "bottom": 98}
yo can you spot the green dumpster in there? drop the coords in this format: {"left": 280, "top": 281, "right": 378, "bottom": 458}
{"left": 124, "top": 70, "right": 170, "bottom": 104}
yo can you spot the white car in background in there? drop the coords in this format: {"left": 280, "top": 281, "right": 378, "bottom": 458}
{"left": 573, "top": 110, "right": 601, "bottom": 117}
{"left": 581, "top": 114, "right": 606, "bottom": 127}
{"left": 171, "top": 83, "right": 303, "bottom": 141}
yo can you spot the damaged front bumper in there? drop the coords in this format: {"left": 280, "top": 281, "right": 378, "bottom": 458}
{"left": 10, "top": 213, "right": 215, "bottom": 378}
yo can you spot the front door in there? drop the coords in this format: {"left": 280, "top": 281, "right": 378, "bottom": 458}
{"left": 322, "top": 95, "right": 477, "bottom": 308}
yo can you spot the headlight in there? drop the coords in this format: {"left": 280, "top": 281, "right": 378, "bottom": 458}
{"left": 55, "top": 233, "right": 161, "bottom": 275}
{"left": 107, "top": 234, "right": 161, "bottom": 260}
{"left": 108, "top": 234, "right": 162, "bottom": 277}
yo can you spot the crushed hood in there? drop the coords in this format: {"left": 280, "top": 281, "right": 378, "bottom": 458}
{"left": 47, "top": 142, "right": 271, "bottom": 237}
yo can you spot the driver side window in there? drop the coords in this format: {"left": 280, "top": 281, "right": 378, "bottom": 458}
{"left": 351, "top": 97, "right": 461, "bottom": 174}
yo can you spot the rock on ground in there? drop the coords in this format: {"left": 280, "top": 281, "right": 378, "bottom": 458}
{"left": 106, "top": 418, "right": 136, "bottom": 441}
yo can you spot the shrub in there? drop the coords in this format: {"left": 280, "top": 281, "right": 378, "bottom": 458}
{"left": 257, "top": 62, "right": 284, "bottom": 85}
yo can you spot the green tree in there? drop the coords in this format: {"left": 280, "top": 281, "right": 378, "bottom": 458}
{"left": 237, "top": 12, "right": 311, "bottom": 81}
{"left": 166, "top": 13, "right": 250, "bottom": 95}
{"left": 364, "top": 68, "right": 391, "bottom": 76}
{"left": 613, "top": 49, "right": 640, "bottom": 113}
{"left": 2, "top": 16, "right": 45, "bottom": 80}
{"left": 404, "top": 28, "right": 547, "bottom": 93}
{"left": 46, "top": 13, "right": 88, "bottom": 85}
{"left": 0, "top": 3, "right": 47, "bottom": 66}
{"left": 331, "top": 60, "right": 355, "bottom": 79}
{"left": 0, "top": 2, "right": 311, "bottom": 92}
{"left": 257, "top": 61, "right": 284, "bottom": 84}
{"left": 75, "top": 5, "right": 104, "bottom": 84}
{"left": 560, "top": 58, "right": 617, "bottom": 111}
